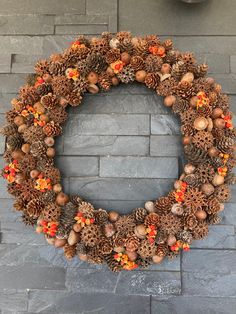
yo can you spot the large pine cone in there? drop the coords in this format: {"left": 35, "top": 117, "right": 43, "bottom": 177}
{"left": 22, "top": 125, "right": 45, "bottom": 144}
{"left": 98, "top": 237, "right": 113, "bottom": 255}
{"left": 6, "top": 134, "right": 23, "bottom": 150}
{"left": 144, "top": 213, "right": 160, "bottom": 227}
{"left": 144, "top": 73, "right": 160, "bottom": 89}
{"left": 184, "top": 144, "right": 208, "bottom": 165}
{"left": 133, "top": 207, "right": 147, "bottom": 222}
{"left": 95, "top": 209, "right": 109, "bottom": 225}
{"left": 26, "top": 198, "right": 45, "bottom": 218}
{"left": 137, "top": 239, "right": 157, "bottom": 259}
{"left": 81, "top": 224, "right": 102, "bottom": 247}
{"left": 144, "top": 54, "right": 163, "bottom": 73}
{"left": 130, "top": 55, "right": 144, "bottom": 71}
{"left": 125, "top": 235, "right": 140, "bottom": 252}
{"left": 43, "top": 121, "right": 62, "bottom": 137}
{"left": 64, "top": 244, "right": 76, "bottom": 260}
{"left": 217, "top": 136, "right": 234, "bottom": 153}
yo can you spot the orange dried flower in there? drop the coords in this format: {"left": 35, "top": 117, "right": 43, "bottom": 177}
{"left": 196, "top": 91, "right": 209, "bottom": 109}
{"left": 74, "top": 212, "right": 95, "bottom": 227}
{"left": 39, "top": 220, "right": 58, "bottom": 237}
{"left": 34, "top": 173, "right": 52, "bottom": 192}
{"left": 110, "top": 60, "right": 125, "bottom": 73}
{"left": 3, "top": 159, "right": 19, "bottom": 183}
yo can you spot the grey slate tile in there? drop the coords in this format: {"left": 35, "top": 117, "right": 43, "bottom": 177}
{"left": 182, "top": 249, "right": 236, "bottom": 296}
{"left": 100, "top": 156, "right": 178, "bottom": 178}
{"left": 0, "top": 55, "right": 11, "bottom": 73}
{"left": 150, "top": 135, "right": 183, "bottom": 157}
{"left": 151, "top": 115, "right": 180, "bottom": 135}
{"left": 55, "top": 24, "right": 108, "bottom": 35}
{"left": 0, "top": 74, "right": 26, "bottom": 93}
{"left": 195, "top": 53, "right": 230, "bottom": 74}
{"left": 0, "top": 93, "right": 16, "bottom": 113}
{"left": 151, "top": 295, "right": 236, "bottom": 314}
{"left": 86, "top": 0, "right": 117, "bottom": 15}
{"left": 221, "top": 203, "right": 236, "bottom": 225}
{"left": 28, "top": 290, "right": 150, "bottom": 314}
{"left": 0, "top": 199, "right": 19, "bottom": 222}
{"left": 0, "top": 291, "right": 28, "bottom": 312}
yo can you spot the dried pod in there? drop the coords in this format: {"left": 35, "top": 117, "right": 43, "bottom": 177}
{"left": 194, "top": 117, "right": 208, "bottom": 131}
{"left": 171, "top": 203, "right": 184, "bottom": 216}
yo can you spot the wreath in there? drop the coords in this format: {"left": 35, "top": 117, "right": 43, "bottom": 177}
{"left": 1, "top": 31, "right": 235, "bottom": 271}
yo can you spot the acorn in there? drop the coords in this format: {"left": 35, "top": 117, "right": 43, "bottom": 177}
{"left": 181, "top": 72, "right": 194, "bottom": 83}
{"left": 56, "top": 192, "right": 69, "bottom": 206}
{"left": 207, "top": 118, "right": 213, "bottom": 132}
{"left": 14, "top": 115, "right": 25, "bottom": 126}
{"left": 34, "top": 102, "right": 45, "bottom": 114}
{"left": 111, "top": 76, "right": 119, "bottom": 86}
{"left": 21, "top": 143, "right": 30, "bottom": 154}
{"left": 195, "top": 209, "right": 207, "bottom": 221}
{"left": 164, "top": 95, "right": 176, "bottom": 107}
{"left": 18, "top": 124, "right": 27, "bottom": 133}
{"left": 121, "top": 52, "right": 131, "bottom": 65}
{"left": 201, "top": 183, "right": 215, "bottom": 196}
{"left": 106, "top": 66, "right": 115, "bottom": 77}
{"left": 208, "top": 146, "right": 219, "bottom": 157}
{"left": 145, "top": 201, "right": 155, "bottom": 213}
{"left": 182, "top": 136, "right": 191, "bottom": 145}
{"left": 212, "top": 174, "right": 224, "bottom": 186}
{"left": 135, "top": 70, "right": 147, "bottom": 82}
{"left": 212, "top": 108, "right": 223, "bottom": 119}
{"left": 87, "top": 83, "right": 99, "bottom": 94}
{"left": 205, "top": 77, "right": 215, "bottom": 85}
{"left": 68, "top": 230, "right": 80, "bottom": 246}
{"left": 161, "top": 63, "right": 171, "bottom": 74}
{"left": 134, "top": 224, "right": 147, "bottom": 239}
{"left": 53, "top": 183, "right": 62, "bottom": 193}
{"left": 108, "top": 211, "right": 119, "bottom": 222}
{"left": 171, "top": 203, "right": 183, "bottom": 216}
{"left": 104, "top": 223, "right": 115, "bottom": 237}
{"left": 78, "top": 253, "right": 88, "bottom": 261}
{"left": 40, "top": 114, "right": 50, "bottom": 123}
{"left": 73, "top": 223, "right": 82, "bottom": 233}
{"left": 126, "top": 251, "right": 137, "bottom": 262}
{"left": 152, "top": 255, "right": 164, "bottom": 264}
{"left": 30, "top": 169, "right": 40, "bottom": 179}
{"left": 46, "top": 147, "right": 55, "bottom": 158}
{"left": 11, "top": 149, "right": 24, "bottom": 160}
{"left": 44, "top": 137, "right": 55, "bottom": 147}
{"left": 193, "top": 117, "right": 208, "bottom": 131}
{"left": 190, "top": 96, "right": 198, "bottom": 108}
{"left": 213, "top": 118, "right": 225, "bottom": 129}
{"left": 184, "top": 164, "right": 196, "bottom": 174}
{"left": 167, "top": 234, "right": 177, "bottom": 246}
{"left": 214, "top": 83, "right": 222, "bottom": 93}
{"left": 54, "top": 238, "right": 67, "bottom": 248}
{"left": 109, "top": 38, "right": 119, "bottom": 49}
{"left": 87, "top": 72, "right": 98, "bottom": 84}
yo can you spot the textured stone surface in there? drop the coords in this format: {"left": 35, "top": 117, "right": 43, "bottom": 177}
{"left": 0, "top": 55, "right": 11, "bottom": 73}
{"left": 151, "top": 115, "right": 180, "bottom": 135}
{"left": 150, "top": 136, "right": 183, "bottom": 157}
{"left": 0, "top": 291, "right": 28, "bottom": 312}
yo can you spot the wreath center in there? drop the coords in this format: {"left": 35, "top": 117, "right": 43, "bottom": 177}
{"left": 1, "top": 31, "right": 235, "bottom": 272}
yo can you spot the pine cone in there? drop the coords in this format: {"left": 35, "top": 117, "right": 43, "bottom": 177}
{"left": 144, "top": 54, "right": 163, "bottom": 73}
{"left": 22, "top": 125, "right": 45, "bottom": 144}
{"left": 176, "top": 230, "right": 193, "bottom": 244}
{"left": 155, "top": 196, "right": 173, "bottom": 212}
{"left": 163, "top": 39, "right": 173, "bottom": 51}
{"left": 193, "top": 63, "right": 208, "bottom": 78}
{"left": 98, "top": 72, "right": 112, "bottom": 91}
{"left": 155, "top": 229, "right": 168, "bottom": 244}
{"left": 216, "top": 94, "right": 230, "bottom": 112}
{"left": 192, "top": 131, "right": 214, "bottom": 151}
{"left": 91, "top": 38, "right": 109, "bottom": 55}
{"left": 34, "top": 59, "right": 50, "bottom": 76}
{"left": 81, "top": 224, "right": 102, "bottom": 247}
{"left": 19, "top": 179, "right": 40, "bottom": 202}
{"left": 43, "top": 121, "right": 62, "bottom": 137}
{"left": 217, "top": 136, "right": 234, "bottom": 153}
{"left": 86, "top": 52, "right": 107, "bottom": 73}
{"left": 116, "top": 31, "right": 132, "bottom": 41}
{"left": 125, "top": 235, "right": 140, "bottom": 252}
{"left": 214, "top": 184, "right": 231, "bottom": 202}
{"left": 180, "top": 109, "right": 197, "bottom": 125}
{"left": 43, "top": 167, "right": 61, "bottom": 185}
{"left": 211, "top": 156, "right": 225, "bottom": 169}
{"left": 42, "top": 203, "right": 61, "bottom": 221}
{"left": 191, "top": 221, "right": 208, "bottom": 240}
{"left": 98, "top": 237, "right": 113, "bottom": 255}
{"left": 78, "top": 202, "right": 95, "bottom": 219}
{"left": 51, "top": 76, "right": 73, "bottom": 97}
{"left": 105, "top": 253, "right": 121, "bottom": 272}
{"left": 41, "top": 190, "right": 56, "bottom": 203}
{"left": 145, "top": 34, "right": 161, "bottom": 46}
{"left": 36, "top": 157, "right": 54, "bottom": 172}
{"left": 184, "top": 144, "right": 208, "bottom": 165}
{"left": 184, "top": 174, "right": 200, "bottom": 187}
{"left": 165, "top": 50, "right": 179, "bottom": 64}
{"left": 159, "top": 213, "right": 183, "bottom": 235}
{"left": 184, "top": 213, "right": 198, "bottom": 230}
{"left": 137, "top": 239, "right": 157, "bottom": 258}
{"left": 0, "top": 124, "right": 18, "bottom": 136}
{"left": 183, "top": 187, "right": 206, "bottom": 211}
{"left": 49, "top": 54, "right": 67, "bottom": 76}
{"left": 171, "top": 61, "right": 186, "bottom": 79}
{"left": 18, "top": 154, "right": 37, "bottom": 174}
{"left": 95, "top": 208, "right": 108, "bottom": 225}
{"left": 36, "top": 83, "right": 52, "bottom": 97}
{"left": 144, "top": 213, "right": 160, "bottom": 227}
{"left": 195, "top": 164, "right": 215, "bottom": 184}
{"left": 76, "top": 242, "right": 88, "bottom": 255}
{"left": 22, "top": 212, "right": 37, "bottom": 226}
{"left": 105, "top": 48, "right": 121, "bottom": 64}
{"left": 133, "top": 207, "right": 148, "bottom": 223}
{"left": 117, "top": 64, "right": 135, "bottom": 84}
{"left": 49, "top": 106, "right": 68, "bottom": 124}
{"left": 6, "top": 134, "right": 23, "bottom": 150}
{"left": 115, "top": 215, "right": 136, "bottom": 233}
{"left": 73, "top": 77, "right": 89, "bottom": 94}
{"left": 66, "top": 91, "right": 82, "bottom": 106}
{"left": 207, "top": 213, "right": 222, "bottom": 225}
{"left": 156, "top": 244, "right": 168, "bottom": 257}
{"left": 64, "top": 244, "right": 76, "bottom": 260}
{"left": 58, "top": 202, "right": 77, "bottom": 231}
{"left": 87, "top": 246, "right": 104, "bottom": 264}
{"left": 26, "top": 198, "right": 45, "bottom": 218}
{"left": 172, "top": 98, "right": 190, "bottom": 114}
{"left": 144, "top": 73, "right": 160, "bottom": 89}
{"left": 130, "top": 56, "right": 144, "bottom": 71}
{"left": 156, "top": 78, "right": 177, "bottom": 96}
{"left": 118, "top": 38, "right": 134, "bottom": 54}
{"left": 40, "top": 93, "right": 58, "bottom": 110}
{"left": 133, "top": 39, "right": 149, "bottom": 58}
{"left": 14, "top": 197, "right": 27, "bottom": 212}
{"left": 77, "top": 60, "right": 90, "bottom": 77}
{"left": 30, "top": 141, "right": 47, "bottom": 157}
{"left": 6, "top": 109, "right": 18, "bottom": 124}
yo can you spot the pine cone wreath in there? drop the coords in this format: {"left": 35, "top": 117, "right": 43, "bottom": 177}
{"left": 137, "top": 239, "right": 157, "bottom": 259}
{"left": 42, "top": 203, "right": 61, "bottom": 221}
{"left": 64, "top": 243, "right": 77, "bottom": 260}
{"left": 184, "top": 144, "right": 208, "bottom": 165}
{"left": 133, "top": 207, "right": 148, "bottom": 223}
{"left": 81, "top": 224, "right": 102, "bottom": 247}
{"left": 117, "top": 65, "right": 135, "bottom": 84}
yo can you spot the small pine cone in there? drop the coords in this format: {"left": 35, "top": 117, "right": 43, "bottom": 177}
{"left": 30, "top": 141, "right": 47, "bottom": 157}
{"left": 137, "top": 239, "right": 157, "bottom": 259}
{"left": 42, "top": 203, "right": 61, "bottom": 221}
{"left": 0, "top": 124, "right": 18, "bottom": 136}
{"left": 144, "top": 73, "right": 160, "bottom": 89}
{"left": 184, "top": 174, "right": 201, "bottom": 187}
{"left": 155, "top": 229, "right": 168, "bottom": 244}
{"left": 115, "top": 215, "right": 136, "bottom": 233}
{"left": 105, "top": 253, "right": 121, "bottom": 272}
{"left": 125, "top": 235, "right": 140, "bottom": 252}
{"left": 66, "top": 91, "right": 82, "bottom": 106}
{"left": 105, "top": 48, "right": 121, "bottom": 64}
{"left": 208, "top": 213, "right": 221, "bottom": 225}
{"left": 176, "top": 81, "right": 195, "bottom": 99}
{"left": 78, "top": 202, "right": 95, "bottom": 219}
{"left": 22, "top": 125, "right": 45, "bottom": 144}
{"left": 130, "top": 56, "right": 144, "bottom": 71}
{"left": 64, "top": 244, "right": 76, "bottom": 260}
{"left": 26, "top": 198, "right": 45, "bottom": 218}
{"left": 70, "top": 195, "right": 83, "bottom": 206}
{"left": 117, "top": 64, "right": 135, "bottom": 84}
{"left": 116, "top": 31, "right": 132, "bottom": 41}
{"left": 98, "top": 72, "right": 112, "bottom": 91}
{"left": 133, "top": 207, "right": 148, "bottom": 222}
{"left": 51, "top": 76, "right": 73, "bottom": 97}
{"left": 191, "top": 221, "right": 208, "bottom": 240}
{"left": 76, "top": 242, "right": 88, "bottom": 255}
{"left": 34, "top": 59, "right": 50, "bottom": 76}
{"left": 81, "top": 224, "right": 102, "bottom": 247}
{"left": 6, "top": 134, "right": 23, "bottom": 150}
{"left": 49, "top": 106, "right": 68, "bottom": 124}
{"left": 156, "top": 78, "right": 177, "bottom": 97}
{"left": 118, "top": 38, "right": 134, "bottom": 54}
{"left": 217, "top": 136, "right": 234, "bottom": 153}
{"left": 144, "top": 213, "right": 160, "bottom": 227}
{"left": 197, "top": 104, "right": 213, "bottom": 117}
{"left": 171, "top": 61, "right": 186, "bottom": 79}
{"left": 172, "top": 98, "right": 190, "bottom": 114}
{"left": 43, "top": 121, "right": 62, "bottom": 137}
{"left": 216, "top": 94, "right": 230, "bottom": 112}
{"left": 14, "top": 197, "right": 27, "bottom": 212}
{"left": 156, "top": 244, "right": 168, "bottom": 257}
{"left": 159, "top": 213, "right": 183, "bottom": 235}
{"left": 112, "top": 233, "right": 125, "bottom": 247}
{"left": 98, "top": 237, "right": 113, "bottom": 255}
{"left": 22, "top": 212, "right": 37, "bottom": 226}
{"left": 165, "top": 50, "right": 179, "bottom": 64}
{"left": 95, "top": 208, "right": 109, "bottom": 225}
{"left": 184, "top": 144, "right": 208, "bottom": 165}
{"left": 86, "top": 52, "right": 107, "bottom": 73}
{"left": 163, "top": 39, "right": 173, "bottom": 51}
{"left": 193, "top": 63, "right": 208, "bottom": 78}
{"left": 49, "top": 54, "right": 67, "bottom": 76}
{"left": 176, "top": 230, "right": 193, "bottom": 244}
{"left": 211, "top": 156, "right": 225, "bottom": 169}
{"left": 41, "top": 93, "right": 58, "bottom": 110}
{"left": 41, "top": 190, "right": 56, "bottom": 204}
{"left": 144, "top": 54, "right": 163, "bottom": 73}
{"left": 184, "top": 213, "right": 198, "bottom": 230}
{"left": 145, "top": 34, "right": 161, "bottom": 46}
{"left": 195, "top": 164, "right": 215, "bottom": 184}
{"left": 192, "top": 131, "right": 214, "bottom": 151}
{"left": 133, "top": 39, "right": 149, "bottom": 58}
{"left": 6, "top": 109, "right": 18, "bottom": 124}
{"left": 87, "top": 246, "right": 104, "bottom": 264}
{"left": 43, "top": 167, "right": 61, "bottom": 185}
{"left": 58, "top": 202, "right": 77, "bottom": 230}
{"left": 183, "top": 187, "right": 206, "bottom": 211}
{"left": 36, "top": 157, "right": 54, "bottom": 172}
{"left": 181, "top": 124, "right": 195, "bottom": 137}
{"left": 36, "top": 83, "right": 52, "bottom": 97}
{"left": 155, "top": 196, "right": 173, "bottom": 212}
{"left": 214, "top": 184, "right": 231, "bottom": 202}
